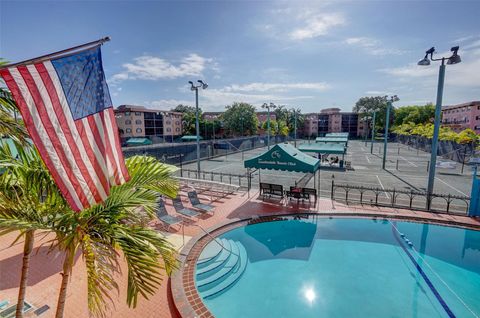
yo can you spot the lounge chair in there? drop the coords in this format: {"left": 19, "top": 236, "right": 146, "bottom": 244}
{"left": 0, "top": 300, "right": 8, "bottom": 310}
{"left": 187, "top": 191, "right": 214, "bottom": 212}
{"left": 172, "top": 197, "right": 199, "bottom": 218}
{"left": 156, "top": 199, "right": 182, "bottom": 231}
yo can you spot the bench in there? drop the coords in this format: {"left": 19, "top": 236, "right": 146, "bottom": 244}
{"left": 259, "top": 183, "right": 284, "bottom": 199}
{"left": 286, "top": 187, "right": 317, "bottom": 204}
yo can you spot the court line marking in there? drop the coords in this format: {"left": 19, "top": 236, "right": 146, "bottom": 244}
{"left": 435, "top": 177, "right": 468, "bottom": 196}
{"left": 365, "top": 155, "right": 371, "bottom": 163}
{"left": 376, "top": 175, "right": 390, "bottom": 199}
{"left": 399, "top": 156, "right": 418, "bottom": 167}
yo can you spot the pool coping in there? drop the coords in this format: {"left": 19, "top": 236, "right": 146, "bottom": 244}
{"left": 170, "top": 211, "right": 480, "bottom": 318}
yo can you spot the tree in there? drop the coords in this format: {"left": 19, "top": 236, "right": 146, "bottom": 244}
{"left": 172, "top": 104, "right": 200, "bottom": 135}
{"left": 0, "top": 60, "right": 29, "bottom": 145}
{"left": 53, "top": 155, "right": 178, "bottom": 318}
{"left": 394, "top": 104, "right": 435, "bottom": 126}
{"left": 456, "top": 128, "right": 478, "bottom": 144}
{"left": 353, "top": 96, "right": 392, "bottom": 130}
{"left": 286, "top": 108, "right": 305, "bottom": 136}
{"left": 223, "top": 102, "right": 258, "bottom": 136}
{"left": 0, "top": 143, "right": 68, "bottom": 318}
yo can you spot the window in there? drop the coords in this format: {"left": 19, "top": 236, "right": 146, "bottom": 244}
{"left": 119, "top": 129, "right": 124, "bottom": 134}
{"left": 176, "top": 128, "right": 180, "bottom": 132}
{"left": 166, "top": 121, "right": 171, "bottom": 125}
{"left": 176, "top": 121, "right": 180, "bottom": 125}
{"left": 136, "top": 128, "right": 142, "bottom": 133}
{"left": 125, "top": 120, "right": 131, "bottom": 125}
{"left": 126, "top": 128, "right": 132, "bottom": 133}
{"left": 135, "top": 112, "right": 141, "bottom": 116}
{"left": 166, "top": 128, "right": 171, "bottom": 132}
{"left": 125, "top": 111, "right": 130, "bottom": 116}
{"left": 135, "top": 120, "right": 142, "bottom": 125}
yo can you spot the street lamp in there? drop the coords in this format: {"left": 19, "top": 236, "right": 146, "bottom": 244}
{"left": 382, "top": 95, "right": 399, "bottom": 169}
{"left": 417, "top": 46, "right": 461, "bottom": 209}
{"left": 189, "top": 80, "right": 208, "bottom": 172}
{"left": 262, "top": 102, "right": 277, "bottom": 149}
{"left": 370, "top": 111, "right": 376, "bottom": 154}
{"left": 290, "top": 108, "right": 298, "bottom": 147}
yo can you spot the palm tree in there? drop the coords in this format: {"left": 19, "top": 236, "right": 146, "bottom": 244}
{"left": 0, "top": 60, "right": 29, "bottom": 145}
{"left": 53, "top": 155, "right": 179, "bottom": 318}
{"left": 0, "top": 142, "right": 68, "bottom": 318}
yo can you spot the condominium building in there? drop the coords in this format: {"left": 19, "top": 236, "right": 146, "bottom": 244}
{"left": 441, "top": 101, "right": 480, "bottom": 133}
{"left": 114, "top": 105, "right": 183, "bottom": 141}
{"left": 303, "top": 108, "right": 360, "bottom": 137}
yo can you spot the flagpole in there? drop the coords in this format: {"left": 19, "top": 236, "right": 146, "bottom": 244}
{"left": 0, "top": 37, "right": 111, "bottom": 70}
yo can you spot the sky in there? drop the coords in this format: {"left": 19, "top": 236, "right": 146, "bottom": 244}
{"left": 1, "top": 0, "right": 479, "bottom": 113}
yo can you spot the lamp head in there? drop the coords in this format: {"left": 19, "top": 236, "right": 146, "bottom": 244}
{"left": 188, "top": 81, "right": 195, "bottom": 91}
{"left": 198, "top": 80, "right": 209, "bottom": 89}
{"left": 447, "top": 46, "right": 461, "bottom": 65}
{"left": 418, "top": 47, "right": 435, "bottom": 66}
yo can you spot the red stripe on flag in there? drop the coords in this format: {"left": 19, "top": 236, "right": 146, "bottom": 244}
{"left": 17, "top": 66, "right": 91, "bottom": 207}
{"left": 74, "top": 120, "right": 110, "bottom": 196}
{"left": 106, "top": 108, "right": 130, "bottom": 182}
{"left": 0, "top": 68, "right": 82, "bottom": 211}
{"left": 35, "top": 63, "right": 107, "bottom": 202}
{"left": 87, "top": 113, "right": 121, "bottom": 185}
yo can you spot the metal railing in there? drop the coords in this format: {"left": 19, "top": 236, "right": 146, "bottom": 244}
{"left": 177, "top": 168, "right": 252, "bottom": 191}
{"left": 330, "top": 179, "right": 470, "bottom": 215}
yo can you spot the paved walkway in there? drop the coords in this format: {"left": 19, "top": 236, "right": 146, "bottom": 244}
{"left": 0, "top": 189, "right": 478, "bottom": 318}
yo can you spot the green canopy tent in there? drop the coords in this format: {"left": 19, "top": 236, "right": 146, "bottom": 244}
{"left": 244, "top": 143, "right": 320, "bottom": 192}
{"left": 125, "top": 137, "right": 152, "bottom": 146}
{"left": 298, "top": 143, "right": 347, "bottom": 161}
{"left": 326, "top": 132, "right": 349, "bottom": 137}
{"left": 180, "top": 135, "right": 203, "bottom": 142}
{"left": 315, "top": 137, "right": 348, "bottom": 146}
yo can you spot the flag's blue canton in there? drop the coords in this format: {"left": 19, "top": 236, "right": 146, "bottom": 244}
{"left": 52, "top": 47, "right": 112, "bottom": 121}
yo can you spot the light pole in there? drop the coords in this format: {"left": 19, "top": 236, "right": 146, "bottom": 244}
{"left": 290, "top": 108, "right": 298, "bottom": 147}
{"left": 417, "top": 46, "right": 461, "bottom": 208}
{"left": 189, "top": 80, "right": 208, "bottom": 172}
{"left": 370, "top": 111, "right": 376, "bottom": 154}
{"left": 262, "top": 103, "right": 277, "bottom": 149}
{"left": 382, "top": 95, "right": 399, "bottom": 170}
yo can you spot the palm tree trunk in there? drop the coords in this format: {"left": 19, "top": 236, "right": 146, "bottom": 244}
{"left": 15, "top": 230, "right": 34, "bottom": 318}
{"left": 55, "top": 247, "right": 74, "bottom": 318}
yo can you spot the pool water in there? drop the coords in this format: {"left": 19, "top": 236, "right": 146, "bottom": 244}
{"left": 196, "top": 217, "right": 480, "bottom": 318}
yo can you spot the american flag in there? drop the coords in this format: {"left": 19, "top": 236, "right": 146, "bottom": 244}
{"left": 0, "top": 46, "right": 129, "bottom": 211}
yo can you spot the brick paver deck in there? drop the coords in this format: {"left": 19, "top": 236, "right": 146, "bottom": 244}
{"left": 0, "top": 188, "right": 478, "bottom": 318}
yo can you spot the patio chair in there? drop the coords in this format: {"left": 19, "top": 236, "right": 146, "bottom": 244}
{"left": 187, "top": 191, "right": 214, "bottom": 213}
{"left": 156, "top": 199, "right": 182, "bottom": 231}
{"left": 33, "top": 305, "right": 50, "bottom": 316}
{"left": 0, "top": 300, "right": 8, "bottom": 310}
{"left": 172, "top": 197, "right": 200, "bottom": 218}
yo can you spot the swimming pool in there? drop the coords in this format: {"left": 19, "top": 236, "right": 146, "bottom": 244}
{"left": 195, "top": 217, "right": 480, "bottom": 318}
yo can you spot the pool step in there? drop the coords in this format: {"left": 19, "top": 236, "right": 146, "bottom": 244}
{"left": 197, "top": 239, "right": 224, "bottom": 268}
{"left": 196, "top": 239, "right": 248, "bottom": 299}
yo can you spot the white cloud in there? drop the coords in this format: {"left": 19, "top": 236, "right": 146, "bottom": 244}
{"left": 147, "top": 99, "right": 193, "bottom": 109}
{"left": 365, "top": 90, "right": 392, "bottom": 96}
{"left": 223, "top": 82, "right": 330, "bottom": 93}
{"left": 289, "top": 13, "right": 345, "bottom": 40}
{"left": 344, "top": 37, "right": 406, "bottom": 56}
{"left": 111, "top": 53, "right": 212, "bottom": 83}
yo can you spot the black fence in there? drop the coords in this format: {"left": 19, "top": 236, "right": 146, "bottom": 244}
{"left": 122, "top": 135, "right": 287, "bottom": 166}
{"left": 396, "top": 135, "right": 476, "bottom": 164}
{"left": 331, "top": 180, "right": 470, "bottom": 215}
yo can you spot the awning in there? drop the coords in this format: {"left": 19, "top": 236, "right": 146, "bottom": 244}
{"left": 315, "top": 137, "right": 348, "bottom": 144}
{"left": 180, "top": 135, "right": 203, "bottom": 141}
{"left": 326, "top": 132, "right": 349, "bottom": 137}
{"left": 299, "top": 143, "right": 347, "bottom": 155}
{"left": 244, "top": 143, "right": 319, "bottom": 173}
{"left": 126, "top": 138, "right": 152, "bottom": 146}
